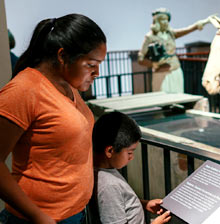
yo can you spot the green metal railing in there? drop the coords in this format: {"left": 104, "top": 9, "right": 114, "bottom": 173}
{"left": 91, "top": 50, "right": 152, "bottom": 98}
{"left": 83, "top": 48, "right": 220, "bottom": 113}
{"left": 140, "top": 134, "right": 220, "bottom": 223}
{"left": 85, "top": 49, "right": 220, "bottom": 224}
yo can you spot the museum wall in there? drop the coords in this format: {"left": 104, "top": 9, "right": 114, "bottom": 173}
{"left": 0, "top": 0, "right": 12, "bottom": 211}
{"left": 0, "top": 0, "right": 11, "bottom": 88}
{"left": 5, "top": 0, "right": 219, "bottom": 56}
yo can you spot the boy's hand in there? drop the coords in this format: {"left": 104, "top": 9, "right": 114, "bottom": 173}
{"left": 151, "top": 211, "right": 171, "bottom": 224}
{"left": 141, "top": 199, "right": 163, "bottom": 214}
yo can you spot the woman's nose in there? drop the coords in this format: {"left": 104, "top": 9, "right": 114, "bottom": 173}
{"left": 92, "top": 67, "right": 99, "bottom": 77}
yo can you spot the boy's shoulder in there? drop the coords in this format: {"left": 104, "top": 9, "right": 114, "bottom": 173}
{"left": 96, "top": 168, "right": 120, "bottom": 178}
{"left": 95, "top": 168, "right": 130, "bottom": 198}
{"left": 95, "top": 168, "right": 127, "bottom": 187}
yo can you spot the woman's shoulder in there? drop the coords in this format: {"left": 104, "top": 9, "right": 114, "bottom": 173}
{"left": 1, "top": 68, "right": 50, "bottom": 101}
{"left": 10, "top": 68, "right": 54, "bottom": 93}
{"left": 14, "top": 67, "right": 44, "bottom": 83}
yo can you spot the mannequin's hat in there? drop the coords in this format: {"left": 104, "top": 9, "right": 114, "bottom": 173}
{"left": 152, "top": 8, "right": 171, "bottom": 21}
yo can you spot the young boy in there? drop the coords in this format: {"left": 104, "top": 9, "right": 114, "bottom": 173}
{"left": 91, "top": 111, "right": 171, "bottom": 224}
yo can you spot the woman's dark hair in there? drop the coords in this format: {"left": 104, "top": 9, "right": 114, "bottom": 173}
{"left": 93, "top": 112, "right": 142, "bottom": 154}
{"left": 12, "top": 13, "right": 106, "bottom": 78}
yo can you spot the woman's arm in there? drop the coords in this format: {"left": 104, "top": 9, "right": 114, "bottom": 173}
{"left": 0, "top": 116, "right": 56, "bottom": 224}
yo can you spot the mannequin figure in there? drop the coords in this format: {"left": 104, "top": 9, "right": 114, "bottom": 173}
{"left": 138, "top": 8, "right": 214, "bottom": 93}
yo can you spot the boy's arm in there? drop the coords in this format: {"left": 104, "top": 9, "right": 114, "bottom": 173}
{"left": 140, "top": 199, "right": 163, "bottom": 214}
{"left": 98, "top": 185, "right": 128, "bottom": 224}
{"left": 140, "top": 199, "right": 171, "bottom": 224}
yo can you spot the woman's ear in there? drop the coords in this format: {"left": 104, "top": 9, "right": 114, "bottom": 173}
{"left": 57, "top": 48, "right": 65, "bottom": 65}
{"left": 105, "top": 146, "right": 114, "bottom": 158}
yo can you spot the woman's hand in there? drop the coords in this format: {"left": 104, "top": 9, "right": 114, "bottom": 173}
{"left": 31, "top": 212, "right": 56, "bottom": 224}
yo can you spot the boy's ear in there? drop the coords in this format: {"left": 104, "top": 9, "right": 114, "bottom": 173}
{"left": 105, "top": 146, "right": 114, "bottom": 158}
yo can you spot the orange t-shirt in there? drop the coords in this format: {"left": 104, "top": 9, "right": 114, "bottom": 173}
{"left": 0, "top": 68, "right": 94, "bottom": 221}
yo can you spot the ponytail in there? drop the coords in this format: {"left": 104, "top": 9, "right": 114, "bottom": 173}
{"left": 12, "top": 19, "right": 56, "bottom": 78}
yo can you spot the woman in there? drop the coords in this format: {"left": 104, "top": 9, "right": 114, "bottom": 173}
{"left": 0, "top": 13, "right": 106, "bottom": 224}
{"left": 138, "top": 8, "right": 212, "bottom": 93}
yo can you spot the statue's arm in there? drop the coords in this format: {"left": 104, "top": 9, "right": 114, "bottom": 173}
{"left": 138, "top": 34, "right": 153, "bottom": 66}
{"left": 173, "top": 14, "right": 216, "bottom": 39}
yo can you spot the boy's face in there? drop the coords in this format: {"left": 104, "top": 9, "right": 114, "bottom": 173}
{"left": 109, "top": 141, "right": 139, "bottom": 169}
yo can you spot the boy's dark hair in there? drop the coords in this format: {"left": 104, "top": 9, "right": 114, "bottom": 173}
{"left": 12, "top": 13, "right": 106, "bottom": 78}
{"left": 93, "top": 111, "right": 142, "bottom": 153}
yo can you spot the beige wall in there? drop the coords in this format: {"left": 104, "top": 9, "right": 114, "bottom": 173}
{"left": 0, "top": 0, "right": 12, "bottom": 89}
{"left": 0, "top": 0, "right": 12, "bottom": 211}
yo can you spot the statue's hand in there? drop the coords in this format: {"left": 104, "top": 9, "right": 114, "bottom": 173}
{"left": 196, "top": 14, "right": 218, "bottom": 30}
{"left": 209, "top": 14, "right": 220, "bottom": 29}
{"left": 196, "top": 19, "right": 208, "bottom": 30}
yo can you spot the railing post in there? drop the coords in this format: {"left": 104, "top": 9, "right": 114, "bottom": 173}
{"left": 141, "top": 142, "right": 150, "bottom": 224}
{"left": 163, "top": 148, "right": 171, "bottom": 195}
{"left": 187, "top": 156, "right": 194, "bottom": 176}
{"left": 106, "top": 53, "right": 112, "bottom": 98}
{"left": 149, "top": 70, "right": 152, "bottom": 92}
{"left": 131, "top": 73, "right": 135, "bottom": 95}
{"left": 105, "top": 76, "right": 111, "bottom": 98}
{"left": 143, "top": 72, "right": 147, "bottom": 93}
{"left": 117, "top": 75, "right": 122, "bottom": 96}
